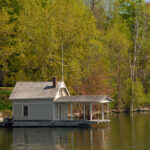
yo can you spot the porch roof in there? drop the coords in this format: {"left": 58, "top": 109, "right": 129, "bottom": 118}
{"left": 55, "top": 95, "right": 113, "bottom": 103}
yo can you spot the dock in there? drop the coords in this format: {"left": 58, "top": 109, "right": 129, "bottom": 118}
{"left": 0, "top": 120, "right": 110, "bottom": 128}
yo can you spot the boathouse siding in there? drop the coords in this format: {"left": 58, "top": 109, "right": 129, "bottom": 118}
{"left": 13, "top": 101, "right": 68, "bottom": 121}
{"left": 55, "top": 103, "right": 68, "bottom": 120}
{"left": 13, "top": 99, "right": 53, "bottom": 120}
{"left": 13, "top": 100, "right": 68, "bottom": 121}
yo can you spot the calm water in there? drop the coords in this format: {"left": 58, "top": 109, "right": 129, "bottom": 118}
{"left": 1, "top": 112, "right": 150, "bottom": 150}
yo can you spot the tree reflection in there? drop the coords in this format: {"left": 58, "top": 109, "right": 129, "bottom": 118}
{"left": 1, "top": 113, "right": 150, "bottom": 150}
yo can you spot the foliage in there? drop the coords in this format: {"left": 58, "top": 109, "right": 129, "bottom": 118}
{"left": 0, "top": 89, "right": 12, "bottom": 111}
{"left": 120, "top": 79, "right": 146, "bottom": 110}
{"left": 0, "top": 8, "right": 15, "bottom": 71}
{"left": 104, "top": 18, "right": 130, "bottom": 110}
{"left": 10, "top": 0, "right": 104, "bottom": 94}
{"left": 0, "top": 0, "right": 150, "bottom": 111}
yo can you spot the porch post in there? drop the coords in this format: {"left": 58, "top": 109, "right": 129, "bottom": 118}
{"left": 107, "top": 103, "right": 109, "bottom": 113}
{"left": 83, "top": 103, "right": 85, "bottom": 120}
{"left": 90, "top": 103, "right": 93, "bottom": 121}
{"left": 102, "top": 103, "right": 104, "bottom": 120}
{"left": 71, "top": 103, "right": 73, "bottom": 120}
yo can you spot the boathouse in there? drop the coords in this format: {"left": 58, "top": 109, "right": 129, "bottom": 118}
{"left": 9, "top": 77, "right": 113, "bottom": 127}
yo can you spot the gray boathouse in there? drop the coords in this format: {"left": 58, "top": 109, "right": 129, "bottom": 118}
{"left": 9, "top": 77, "right": 113, "bottom": 127}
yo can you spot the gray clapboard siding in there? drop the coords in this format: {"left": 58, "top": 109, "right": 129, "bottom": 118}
{"left": 13, "top": 99, "right": 53, "bottom": 120}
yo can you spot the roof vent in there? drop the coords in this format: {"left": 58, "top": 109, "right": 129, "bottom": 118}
{"left": 53, "top": 76, "right": 57, "bottom": 88}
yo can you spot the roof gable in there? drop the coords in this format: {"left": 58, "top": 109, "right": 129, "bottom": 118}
{"left": 9, "top": 81, "right": 62, "bottom": 100}
{"left": 55, "top": 82, "right": 70, "bottom": 99}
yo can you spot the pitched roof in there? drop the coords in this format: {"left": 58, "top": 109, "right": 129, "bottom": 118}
{"left": 9, "top": 81, "right": 62, "bottom": 100}
{"left": 55, "top": 95, "right": 113, "bottom": 103}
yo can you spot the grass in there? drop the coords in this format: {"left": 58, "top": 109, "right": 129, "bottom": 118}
{"left": 0, "top": 90, "right": 12, "bottom": 96}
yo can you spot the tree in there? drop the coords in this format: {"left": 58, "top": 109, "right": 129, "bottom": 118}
{"left": 0, "top": 8, "right": 14, "bottom": 72}
{"left": 13, "top": 0, "right": 104, "bottom": 95}
{"left": 117, "top": 0, "right": 150, "bottom": 110}
{"left": 104, "top": 15, "right": 130, "bottom": 111}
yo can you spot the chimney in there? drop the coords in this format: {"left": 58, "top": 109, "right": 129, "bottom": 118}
{"left": 53, "top": 76, "right": 57, "bottom": 88}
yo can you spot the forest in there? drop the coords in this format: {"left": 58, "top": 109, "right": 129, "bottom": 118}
{"left": 0, "top": 0, "right": 150, "bottom": 112}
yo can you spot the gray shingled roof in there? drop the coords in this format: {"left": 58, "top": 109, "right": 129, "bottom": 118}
{"left": 9, "top": 81, "right": 61, "bottom": 100}
{"left": 55, "top": 95, "right": 113, "bottom": 103}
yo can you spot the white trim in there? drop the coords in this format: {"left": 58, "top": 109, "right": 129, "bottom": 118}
{"left": 14, "top": 102, "right": 53, "bottom": 105}
{"left": 83, "top": 103, "right": 85, "bottom": 120}
{"left": 55, "top": 100, "right": 110, "bottom": 103}
{"left": 90, "top": 103, "right": 93, "bottom": 121}
{"left": 61, "top": 82, "right": 70, "bottom": 96}
{"left": 55, "top": 81, "right": 70, "bottom": 99}
{"left": 22, "top": 105, "right": 29, "bottom": 117}
{"left": 100, "top": 100, "right": 111, "bottom": 103}
{"left": 71, "top": 104, "right": 73, "bottom": 120}
{"left": 102, "top": 104, "right": 104, "bottom": 120}
{"left": 107, "top": 96, "right": 114, "bottom": 101}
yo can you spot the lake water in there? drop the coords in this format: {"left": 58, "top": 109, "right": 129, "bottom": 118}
{"left": 1, "top": 112, "right": 150, "bottom": 150}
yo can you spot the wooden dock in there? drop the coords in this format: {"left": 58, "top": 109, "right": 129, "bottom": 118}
{"left": 0, "top": 120, "right": 110, "bottom": 128}
{"left": 13, "top": 120, "right": 110, "bottom": 128}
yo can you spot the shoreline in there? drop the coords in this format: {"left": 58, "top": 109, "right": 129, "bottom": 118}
{"left": 111, "top": 107, "right": 150, "bottom": 113}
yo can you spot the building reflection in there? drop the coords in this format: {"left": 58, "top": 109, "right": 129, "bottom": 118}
{"left": 12, "top": 128, "right": 69, "bottom": 150}
{"left": 11, "top": 127, "right": 110, "bottom": 150}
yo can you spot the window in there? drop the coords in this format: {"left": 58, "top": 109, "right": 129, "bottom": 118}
{"left": 23, "top": 106, "right": 28, "bottom": 116}
{"left": 59, "top": 88, "right": 68, "bottom": 96}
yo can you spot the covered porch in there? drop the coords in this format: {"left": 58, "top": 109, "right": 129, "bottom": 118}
{"left": 54, "top": 95, "right": 113, "bottom": 123}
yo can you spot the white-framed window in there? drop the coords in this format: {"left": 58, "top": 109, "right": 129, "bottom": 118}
{"left": 23, "top": 106, "right": 28, "bottom": 116}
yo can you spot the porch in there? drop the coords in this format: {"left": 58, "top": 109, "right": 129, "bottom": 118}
{"left": 54, "top": 95, "right": 113, "bottom": 123}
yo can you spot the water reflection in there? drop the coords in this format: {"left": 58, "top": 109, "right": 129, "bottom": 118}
{"left": 1, "top": 113, "right": 150, "bottom": 150}
{"left": 0, "top": 128, "right": 12, "bottom": 150}
{"left": 10, "top": 127, "right": 109, "bottom": 150}
{"left": 12, "top": 128, "right": 69, "bottom": 150}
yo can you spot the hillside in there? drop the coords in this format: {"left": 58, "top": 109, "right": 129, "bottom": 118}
{"left": 0, "top": 87, "right": 12, "bottom": 111}
{"left": 0, "top": 0, "right": 150, "bottom": 111}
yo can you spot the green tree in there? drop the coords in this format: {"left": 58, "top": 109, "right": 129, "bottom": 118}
{"left": 12, "top": 0, "right": 104, "bottom": 95}
{"left": 0, "top": 8, "right": 14, "bottom": 71}
{"left": 104, "top": 16, "right": 130, "bottom": 111}
{"left": 116, "top": 0, "right": 150, "bottom": 110}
